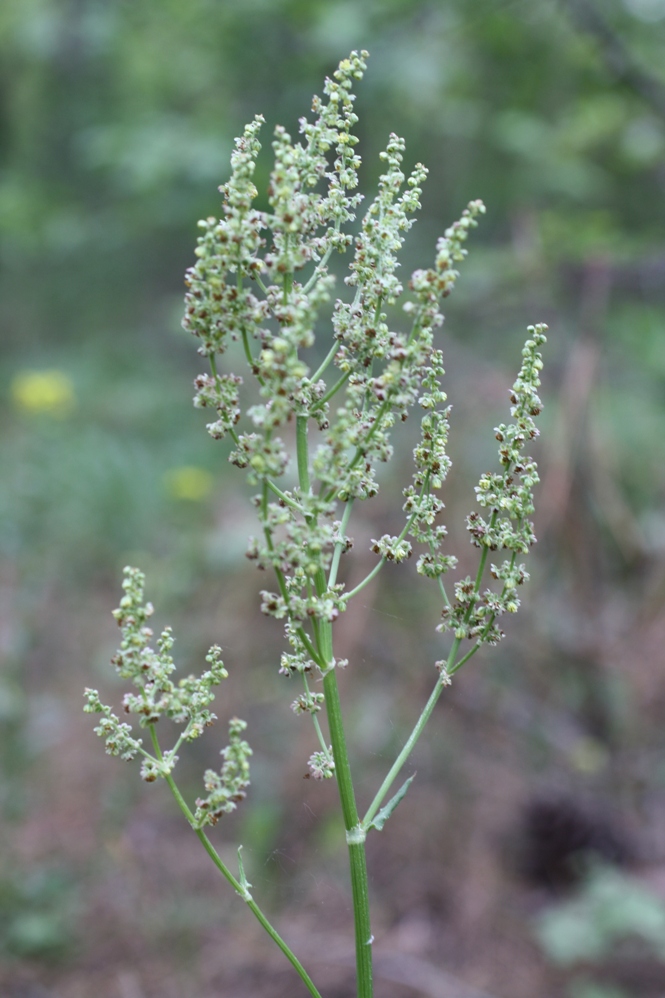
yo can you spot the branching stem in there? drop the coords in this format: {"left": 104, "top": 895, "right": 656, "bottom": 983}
{"left": 148, "top": 726, "right": 323, "bottom": 998}
{"left": 310, "top": 371, "right": 350, "bottom": 413}
{"left": 323, "top": 398, "right": 391, "bottom": 503}
{"left": 341, "top": 479, "right": 427, "bottom": 603}
{"left": 362, "top": 513, "right": 497, "bottom": 828}
{"left": 265, "top": 479, "right": 305, "bottom": 513}
{"left": 328, "top": 499, "right": 354, "bottom": 589}
{"left": 311, "top": 340, "right": 340, "bottom": 383}
{"left": 303, "top": 672, "right": 333, "bottom": 761}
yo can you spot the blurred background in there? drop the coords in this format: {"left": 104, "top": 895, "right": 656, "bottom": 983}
{"left": 1, "top": 1, "right": 665, "bottom": 996}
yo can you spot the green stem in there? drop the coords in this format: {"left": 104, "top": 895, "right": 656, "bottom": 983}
{"left": 470, "top": 529, "right": 492, "bottom": 603}
{"left": 241, "top": 325, "right": 254, "bottom": 369}
{"left": 437, "top": 573, "right": 451, "bottom": 609}
{"left": 242, "top": 327, "right": 265, "bottom": 387}
{"left": 312, "top": 712, "right": 332, "bottom": 759}
{"left": 328, "top": 499, "right": 354, "bottom": 589}
{"left": 310, "top": 370, "right": 350, "bottom": 413}
{"left": 407, "top": 314, "right": 423, "bottom": 347}
{"left": 148, "top": 727, "right": 322, "bottom": 998}
{"left": 450, "top": 639, "right": 482, "bottom": 674}
{"left": 361, "top": 648, "right": 456, "bottom": 829}
{"left": 322, "top": 661, "right": 373, "bottom": 997}
{"left": 311, "top": 340, "right": 340, "bottom": 383}
{"left": 302, "top": 246, "right": 334, "bottom": 295}
{"left": 298, "top": 625, "right": 327, "bottom": 671}
{"left": 243, "top": 893, "right": 322, "bottom": 997}
{"left": 363, "top": 515, "right": 497, "bottom": 827}
{"left": 259, "top": 482, "right": 325, "bottom": 671}
{"left": 296, "top": 416, "right": 311, "bottom": 495}
{"left": 296, "top": 403, "right": 373, "bottom": 995}
{"left": 342, "top": 559, "right": 385, "bottom": 602}
{"left": 310, "top": 612, "right": 322, "bottom": 653}
{"left": 303, "top": 673, "right": 333, "bottom": 760}
{"left": 265, "top": 480, "right": 305, "bottom": 514}
{"left": 324, "top": 399, "right": 391, "bottom": 503}
{"left": 209, "top": 353, "right": 222, "bottom": 386}
{"left": 341, "top": 481, "right": 427, "bottom": 603}
{"left": 283, "top": 268, "right": 293, "bottom": 304}
{"left": 314, "top": 592, "right": 373, "bottom": 996}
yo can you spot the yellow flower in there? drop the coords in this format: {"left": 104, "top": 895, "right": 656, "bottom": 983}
{"left": 569, "top": 737, "right": 608, "bottom": 774}
{"left": 11, "top": 369, "right": 75, "bottom": 415}
{"left": 164, "top": 465, "right": 213, "bottom": 501}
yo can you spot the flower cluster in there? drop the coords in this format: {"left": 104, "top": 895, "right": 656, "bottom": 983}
{"left": 406, "top": 200, "right": 486, "bottom": 324}
{"left": 370, "top": 534, "right": 412, "bottom": 563}
{"left": 85, "top": 568, "right": 251, "bottom": 813}
{"left": 183, "top": 115, "right": 267, "bottom": 359}
{"left": 468, "top": 324, "right": 546, "bottom": 554}
{"left": 194, "top": 718, "right": 252, "bottom": 827}
{"left": 307, "top": 750, "right": 336, "bottom": 780}
{"left": 83, "top": 690, "right": 142, "bottom": 761}
{"left": 438, "top": 325, "right": 547, "bottom": 647}
{"left": 229, "top": 433, "right": 289, "bottom": 483}
{"left": 177, "top": 51, "right": 544, "bottom": 774}
{"left": 193, "top": 372, "right": 243, "bottom": 441}
{"left": 105, "top": 567, "right": 228, "bottom": 736}
{"left": 313, "top": 134, "right": 432, "bottom": 502}
{"left": 291, "top": 691, "right": 325, "bottom": 715}
{"left": 267, "top": 50, "right": 367, "bottom": 277}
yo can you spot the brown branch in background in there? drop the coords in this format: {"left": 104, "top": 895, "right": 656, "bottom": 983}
{"left": 588, "top": 410, "right": 646, "bottom": 564}
{"left": 538, "top": 259, "right": 608, "bottom": 535}
{"left": 326, "top": 944, "right": 500, "bottom": 998}
{"left": 540, "top": 255, "right": 645, "bottom": 562}
{"left": 559, "top": 0, "right": 665, "bottom": 119}
{"left": 373, "top": 953, "right": 499, "bottom": 998}
{"left": 538, "top": 335, "right": 598, "bottom": 534}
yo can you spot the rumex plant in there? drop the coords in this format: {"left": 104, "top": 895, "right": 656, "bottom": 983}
{"left": 84, "top": 51, "right": 547, "bottom": 998}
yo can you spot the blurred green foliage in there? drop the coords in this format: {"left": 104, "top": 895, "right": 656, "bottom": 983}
{"left": 0, "top": 863, "right": 78, "bottom": 960}
{"left": 2, "top": 0, "right": 664, "bottom": 588}
{"left": 537, "top": 866, "right": 665, "bottom": 965}
{"left": 537, "top": 866, "right": 665, "bottom": 998}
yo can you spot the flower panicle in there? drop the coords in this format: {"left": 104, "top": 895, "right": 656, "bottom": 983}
{"left": 85, "top": 569, "right": 250, "bottom": 806}
{"left": 183, "top": 115, "right": 267, "bottom": 360}
{"left": 194, "top": 718, "right": 252, "bottom": 827}
{"left": 438, "top": 324, "right": 547, "bottom": 650}
{"left": 83, "top": 689, "right": 142, "bottom": 761}
{"left": 177, "top": 52, "right": 543, "bottom": 737}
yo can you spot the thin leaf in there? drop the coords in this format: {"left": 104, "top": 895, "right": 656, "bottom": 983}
{"left": 237, "top": 844, "right": 252, "bottom": 895}
{"left": 368, "top": 773, "right": 416, "bottom": 831}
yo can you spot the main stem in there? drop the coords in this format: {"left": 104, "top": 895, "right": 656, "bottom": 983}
{"left": 295, "top": 415, "right": 373, "bottom": 998}
{"left": 323, "top": 659, "right": 373, "bottom": 997}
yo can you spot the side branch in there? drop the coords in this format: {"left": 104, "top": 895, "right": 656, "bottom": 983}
{"left": 149, "top": 726, "right": 323, "bottom": 998}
